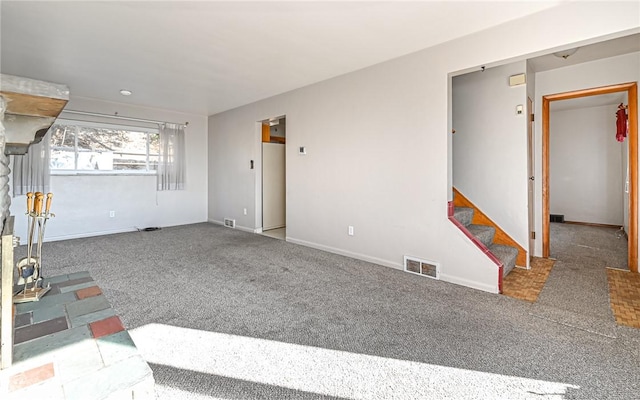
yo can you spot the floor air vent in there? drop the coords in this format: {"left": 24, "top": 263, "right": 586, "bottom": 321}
{"left": 404, "top": 256, "right": 440, "bottom": 279}
{"left": 550, "top": 214, "right": 565, "bottom": 223}
{"left": 223, "top": 218, "right": 236, "bottom": 228}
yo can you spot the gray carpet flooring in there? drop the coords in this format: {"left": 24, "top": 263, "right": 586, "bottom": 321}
{"left": 21, "top": 223, "right": 640, "bottom": 399}
{"left": 540, "top": 223, "right": 627, "bottom": 322}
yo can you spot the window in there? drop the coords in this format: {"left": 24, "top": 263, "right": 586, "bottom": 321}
{"left": 49, "top": 120, "right": 159, "bottom": 174}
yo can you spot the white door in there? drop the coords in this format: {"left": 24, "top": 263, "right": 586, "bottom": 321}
{"left": 262, "top": 142, "right": 286, "bottom": 230}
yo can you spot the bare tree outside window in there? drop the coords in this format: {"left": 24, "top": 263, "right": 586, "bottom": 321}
{"left": 49, "top": 121, "right": 159, "bottom": 173}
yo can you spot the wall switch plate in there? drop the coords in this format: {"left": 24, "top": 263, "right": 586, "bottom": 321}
{"left": 109, "top": 211, "right": 115, "bottom": 218}
{"left": 243, "top": 208, "right": 247, "bottom": 215}
{"left": 516, "top": 104, "right": 524, "bottom": 115}
{"left": 299, "top": 146, "right": 306, "bottom": 155}
{"left": 348, "top": 226, "right": 354, "bottom": 236}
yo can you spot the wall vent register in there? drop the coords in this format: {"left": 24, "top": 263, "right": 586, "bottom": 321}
{"left": 404, "top": 256, "right": 440, "bottom": 279}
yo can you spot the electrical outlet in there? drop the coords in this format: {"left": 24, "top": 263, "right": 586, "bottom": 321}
{"left": 109, "top": 211, "right": 115, "bottom": 218}
{"left": 348, "top": 226, "right": 354, "bottom": 236}
{"left": 243, "top": 208, "right": 247, "bottom": 215}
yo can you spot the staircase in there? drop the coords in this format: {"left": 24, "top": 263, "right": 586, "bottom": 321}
{"left": 453, "top": 206, "right": 518, "bottom": 277}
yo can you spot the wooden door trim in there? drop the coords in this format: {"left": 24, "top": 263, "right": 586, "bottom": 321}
{"left": 542, "top": 82, "right": 638, "bottom": 272}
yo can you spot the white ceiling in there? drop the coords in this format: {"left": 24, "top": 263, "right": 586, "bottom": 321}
{"left": 1, "top": 1, "right": 563, "bottom": 116}
{"left": 2, "top": 2, "right": 638, "bottom": 117}
{"left": 534, "top": 33, "right": 639, "bottom": 111}
{"left": 527, "top": 33, "right": 640, "bottom": 73}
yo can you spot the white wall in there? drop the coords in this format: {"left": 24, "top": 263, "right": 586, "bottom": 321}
{"left": 535, "top": 51, "right": 640, "bottom": 255}
{"left": 452, "top": 61, "right": 529, "bottom": 249}
{"left": 549, "top": 104, "right": 624, "bottom": 225}
{"left": 10, "top": 96, "right": 208, "bottom": 241}
{"left": 209, "top": 2, "right": 639, "bottom": 293}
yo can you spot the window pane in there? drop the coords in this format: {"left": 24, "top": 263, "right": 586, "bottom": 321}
{"left": 50, "top": 125, "right": 76, "bottom": 169}
{"left": 77, "top": 127, "right": 113, "bottom": 170}
{"left": 49, "top": 121, "right": 158, "bottom": 173}
{"left": 112, "top": 130, "right": 149, "bottom": 170}
{"left": 148, "top": 154, "right": 159, "bottom": 171}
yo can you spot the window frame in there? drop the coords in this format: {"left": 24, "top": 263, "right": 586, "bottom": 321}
{"left": 50, "top": 119, "right": 160, "bottom": 176}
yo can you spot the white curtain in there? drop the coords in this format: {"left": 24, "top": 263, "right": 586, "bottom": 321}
{"left": 12, "top": 132, "right": 51, "bottom": 196}
{"left": 157, "top": 123, "right": 185, "bottom": 190}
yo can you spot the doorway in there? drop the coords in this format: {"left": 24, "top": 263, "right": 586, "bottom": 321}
{"left": 261, "top": 116, "right": 286, "bottom": 240}
{"left": 542, "top": 82, "right": 638, "bottom": 272}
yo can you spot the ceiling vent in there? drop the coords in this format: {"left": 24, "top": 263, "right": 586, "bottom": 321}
{"left": 404, "top": 256, "right": 439, "bottom": 279}
{"left": 223, "top": 218, "right": 236, "bottom": 228}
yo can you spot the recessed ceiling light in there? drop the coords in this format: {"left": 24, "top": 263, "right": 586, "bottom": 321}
{"left": 119, "top": 89, "right": 132, "bottom": 96}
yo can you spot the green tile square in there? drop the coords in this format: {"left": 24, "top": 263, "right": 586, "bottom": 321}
{"left": 32, "top": 303, "right": 66, "bottom": 324}
{"left": 13, "top": 325, "right": 92, "bottom": 363}
{"left": 66, "top": 295, "right": 111, "bottom": 319}
{"left": 15, "top": 292, "right": 78, "bottom": 313}
{"left": 54, "top": 338, "right": 104, "bottom": 384}
{"left": 96, "top": 331, "right": 140, "bottom": 366}
{"left": 70, "top": 308, "right": 116, "bottom": 328}
{"left": 43, "top": 274, "right": 71, "bottom": 284}
{"left": 67, "top": 271, "right": 91, "bottom": 280}
{"left": 62, "top": 355, "right": 153, "bottom": 399}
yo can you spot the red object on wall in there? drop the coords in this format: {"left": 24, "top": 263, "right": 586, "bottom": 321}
{"left": 616, "top": 103, "right": 628, "bottom": 142}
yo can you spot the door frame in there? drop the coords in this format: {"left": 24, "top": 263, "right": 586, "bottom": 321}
{"left": 527, "top": 96, "right": 535, "bottom": 264}
{"left": 542, "top": 82, "right": 638, "bottom": 272}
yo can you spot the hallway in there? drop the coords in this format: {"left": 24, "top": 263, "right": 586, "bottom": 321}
{"left": 539, "top": 223, "right": 627, "bottom": 320}
{"left": 503, "top": 222, "right": 640, "bottom": 331}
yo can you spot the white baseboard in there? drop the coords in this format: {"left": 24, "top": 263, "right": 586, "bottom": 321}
{"left": 438, "top": 273, "right": 498, "bottom": 294}
{"left": 286, "top": 237, "right": 403, "bottom": 270}
{"left": 45, "top": 227, "right": 139, "bottom": 242}
{"left": 209, "top": 219, "right": 261, "bottom": 233}
{"left": 207, "top": 221, "right": 499, "bottom": 294}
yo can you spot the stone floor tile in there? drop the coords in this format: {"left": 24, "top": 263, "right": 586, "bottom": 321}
{"left": 5, "top": 377, "right": 65, "bottom": 400}
{"left": 70, "top": 307, "right": 117, "bottom": 328}
{"left": 67, "top": 271, "right": 91, "bottom": 280}
{"left": 43, "top": 274, "right": 70, "bottom": 285}
{"left": 13, "top": 325, "right": 92, "bottom": 363}
{"left": 62, "top": 355, "right": 153, "bottom": 400}
{"left": 104, "top": 378, "right": 156, "bottom": 400}
{"left": 90, "top": 316, "right": 125, "bottom": 339}
{"left": 46, "top": 285, "right": 62, "bottom": 295}
{"left": 14, "top": 312, "right": 32, "bottom": 328}
{"left": 32, "top": 303, "right": 66, "bottom": 324}
{"left": 8, "top": 362, "right": 55, "bottom": 391}
{"left": 54, "top": 338, "right": 105, "bottom": 384}
{"left": 14, "top": 316, "right": 68, "bottom": 344}
{"left": 59, "top": 280, "right": 99, "bottom": 293}
{"left": 56, "top": 276, "right": 94, "bottom": 290}
{"left": 66, "top": 295, "right": 111, "bottom": 319}
{"left": 76, "top": 285, "right": 103, "bottom": 300}
{"left": 96, "top": 331, "right": 140, "bottom": 366}
{"left": 14, "top": 292, "right": 77, "bottom": 313}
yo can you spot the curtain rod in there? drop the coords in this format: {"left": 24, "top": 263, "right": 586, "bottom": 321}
{"left": 61, "top": 110, "right": 189, "bottom": 127}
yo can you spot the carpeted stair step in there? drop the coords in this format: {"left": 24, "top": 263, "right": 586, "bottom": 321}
{"left": 467, "top": 224, "right": 496, "bottom": 248}
{"left": 453, "top": 206, "right": 473, "bottom": 227}
{"left": 489, "top": 244, "right": 518, "bottom": 277}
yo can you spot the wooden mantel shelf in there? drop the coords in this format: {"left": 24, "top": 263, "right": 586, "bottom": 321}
{"left": 1, "top": 74, "right": 69, "bottom": 155}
